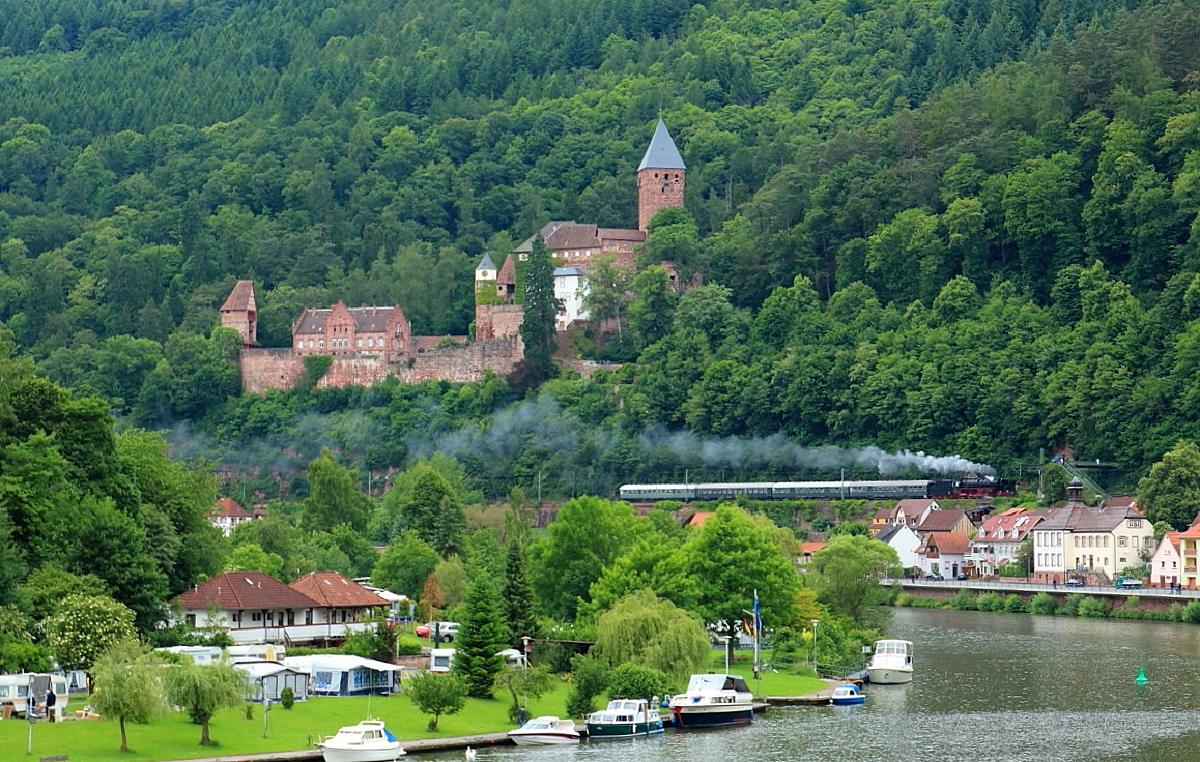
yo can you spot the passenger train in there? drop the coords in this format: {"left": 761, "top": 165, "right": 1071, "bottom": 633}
{"left": 618, "top": 476, "right": 1014, "bottom": 503}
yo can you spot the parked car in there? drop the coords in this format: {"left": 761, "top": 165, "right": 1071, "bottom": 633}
{"left": 418, "top": 621, "right": 459, "bottom": 642}
{"left": 1115, "top": 576, "right": 1143, "bottom": 589}
{"left": 924, "top": 573, "right": 944, "bottom": 581}
{"left": 1065, "top": 577, "right": 1084, "bottom": 587}
{"left": 954, "top": 573, "right": 969, "bottom": 581}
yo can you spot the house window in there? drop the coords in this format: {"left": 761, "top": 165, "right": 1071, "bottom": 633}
{"left": 1128, "top": 519, "right": 1142, "bottom": 528}
{"left": 186, "top": 614, "right": 196, "bottom": 627}
{"left": 1119, "top": 536, "right": 1126, "bottom": 547}
{"left": 1173, "top": 561, "right": 1177, "bottom": 568}
{"left": 1132, "top": 536, "right": 1139, "bottom": 548}
{"left": 251, "top": 612, "right": 262, "bottom": 622}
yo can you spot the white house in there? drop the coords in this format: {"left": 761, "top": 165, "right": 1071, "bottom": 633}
{"left": 170, "top": 572, "right": 384, "bottom": 645}
{"left": 209, "top": 497, "right": 255, "bottom": 537}
{"left": 553, "top": 266, "right": 588, "bottom": 330}
{"left": 874, "top": 523, "right": 922, "bottom": 572}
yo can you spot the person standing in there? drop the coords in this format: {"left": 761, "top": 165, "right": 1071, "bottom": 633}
{"left": 44, "top": 686, "right": 56, "bottom": 722}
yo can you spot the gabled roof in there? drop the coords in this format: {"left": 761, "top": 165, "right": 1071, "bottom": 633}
{"left": 921, "top": 532, "right": 970, "bottom": 555}
{"left": 553, "top": 266, "right": 585, "bottom": 277}
{"left": 895, "top": 498, "right": 936, "bottom": 512}
{"left": 800, "top": 542, "right": 826, "bottom": 555}
{"left": 688, "top": 512, "right": 713, "bottom": 527}
{"left": 293, "top": 304, "right": 406, "bottom": 335}
{"left": 173, "top": 572, "right": 318, "bottom": 611}
{"left": 476, "top": 253, "right": 497, "bottom": 271}
{"left": 976, "top": 510, "right": 1042, "bottom": 541}
{"left": 212, "top": 497, "right": 251, "bottom": 520}
{"left": 917, "top": 509, "right": 967, "bottom": 532}
{"left": 290, "top": 572, "right": 389, "bottom": 609}
{"left": 1036, "top": 504, "right": 1146, "bottom": 533}
{"left": 872, "top": 505, "right": 901, "bottom": 522}
{"left": 597, "top": 228, "right": 647, "bottom": 242}
{"left": 874, "top": 524, "right": 904, "bottom": 543}
{"left": 1105, "top": 495, "right": 1137, "bottom": 509}
{"left": 220, "top": 280, "right": 256, "bottom": 312}
{"left": 638, "top": 119, "right": 686, "bottom": 171}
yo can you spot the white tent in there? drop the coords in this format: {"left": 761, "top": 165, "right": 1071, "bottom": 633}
{"left": 282, "top": 655, "right": 401, "bottom": 696}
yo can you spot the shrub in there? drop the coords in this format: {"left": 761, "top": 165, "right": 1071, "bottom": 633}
{"left": 1077, "top": 597, "right": 1109, "bottom": 618}
{"left": 1003, "top": 594, "right": 1025, "bottom": 613}
{"left": 949, "top": 590, "right": 977, "bottom": 610}
{"left": 976, "top": 593, "right": 1003, "bottom": 612}
{"left": 1181, "top": 600, "right": 1200, "bottom": 624}
{"left": 1027, "top": 592, "right": 1057, "bottom": 615}
{"left": 565, "top": 654, "right": 609, "bottom": 719}
{"left": 280, "top": 686, "right": 294, "bottom": 710}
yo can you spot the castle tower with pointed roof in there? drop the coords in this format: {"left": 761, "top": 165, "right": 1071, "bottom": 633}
{"left": 637, "top": 118, "right": 686, "bottom": 231}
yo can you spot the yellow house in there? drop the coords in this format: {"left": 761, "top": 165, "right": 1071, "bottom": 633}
{"left": 1179, "top": 523, "right": 1200, "bottom": 588}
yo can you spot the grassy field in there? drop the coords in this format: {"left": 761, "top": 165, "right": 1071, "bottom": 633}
{"left": 0, "top": 660, "right": 825, "bottom": 762}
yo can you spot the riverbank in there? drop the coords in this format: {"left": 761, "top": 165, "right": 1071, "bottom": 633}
{"left": 2, "top": 671, "right": 828, "bottom": 762}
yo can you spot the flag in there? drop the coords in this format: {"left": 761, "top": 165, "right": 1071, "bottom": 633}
{"left": 753, "top": 590, "right": 761, "bottom": 639}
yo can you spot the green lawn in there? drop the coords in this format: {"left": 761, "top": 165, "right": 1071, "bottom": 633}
{"left": 1, "top": 662, "right": 826, "bottom": 762}
{"left": 0, "top": 682, "right": 571, "bottom": 762}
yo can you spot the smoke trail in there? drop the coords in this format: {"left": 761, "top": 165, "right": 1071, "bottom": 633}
{"left": 639, "top": 429, "right": 996, "bottom": 476}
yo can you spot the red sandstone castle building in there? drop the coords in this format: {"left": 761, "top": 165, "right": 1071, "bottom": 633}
{"left": 223, "top": 120, "right": 687, "bottom": 392}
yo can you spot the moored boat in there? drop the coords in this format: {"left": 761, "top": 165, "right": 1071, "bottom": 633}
{"left": 668, "top": 673, "right": 754, "bottom": 729}
{"left": 585, "top": 698, "right": 665, "bottom": 739}
{"left": 316, "top": 719, "right": 405, "bottom": 762}
{"left": 507, "top": 715, "right": 581, "bottom": 745}
{"left": 867, "top": 639, "right": 913, "bottom": 684}
{"left": 829, "top": 683, "right": 865, "bottom": 705}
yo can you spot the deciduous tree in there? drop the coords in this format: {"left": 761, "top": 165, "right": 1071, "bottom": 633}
{"left": 90, "top": 640, "right": 167, "bottom": 753}
{"left": 164, "top": 662, "right": 247, "bottom": 746}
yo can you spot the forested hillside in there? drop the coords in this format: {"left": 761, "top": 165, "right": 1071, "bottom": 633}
{"left": 1, "top": 0, "right": 1199, "bottom": 490}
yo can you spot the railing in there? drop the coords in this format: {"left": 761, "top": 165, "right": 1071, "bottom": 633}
{"left": 225, "top": 621, "right": 375, "bottom": 645}
{"left": 884, "top": 578, "right": 1200, "bottom": 598}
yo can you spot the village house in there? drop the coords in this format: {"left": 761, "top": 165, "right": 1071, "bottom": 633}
{"left": 968, "top": 508, "right": 1043, "bottom": 577}
{"left": 1031, "top": 479, "right": 1151, "bottom": 584}
{"left": 171, "top": 571, "right": 389, "bottom": 645}
{"left": 917, "top": 531, "right": 971, "bottom": 578}
{"left": 871, "top": 498, "right": 940, "bottom": 530}
{"left": 288, "top": 572, "right": 391, "bottom": 629}
{"left": 1149, "top": 531, "right": 1182, "bottom": 588}
{"left": 915, "top": 508, "right": 973, "bottom": 537}
{"left": 874, "top": 523, "right": 922, "bottom": 572}
{"left": 209, "top": 497, "right": 256, "bottom": 537}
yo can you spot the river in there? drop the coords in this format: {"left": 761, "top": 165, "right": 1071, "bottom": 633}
{"left": 418, "top": 608, "right": 1200, "bottom": 762}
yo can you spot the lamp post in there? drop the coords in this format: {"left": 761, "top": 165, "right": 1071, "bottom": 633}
{"left": 722, "top": 636, "right": 731, "bottom": 673}
{"left": 811, "top": 619, "right": 819, "bottom": 675}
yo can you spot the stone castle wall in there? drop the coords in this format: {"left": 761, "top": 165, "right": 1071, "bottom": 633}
{"left": 474, "top": 303, "right": 523, "bottom": 341}
{"left": 240, "top": 348, "right": 306, "bottom": 394}
{"left": 239, "top": 337, "right": 522, "bottom": 393}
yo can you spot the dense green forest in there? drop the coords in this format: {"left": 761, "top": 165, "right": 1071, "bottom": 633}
{"left": 1, "top": 0, "right": 1200, "bottom": 491}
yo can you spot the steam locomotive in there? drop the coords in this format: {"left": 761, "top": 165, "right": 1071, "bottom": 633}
{"left": 618, "top": 476, "right": 1015, "bottom": 503}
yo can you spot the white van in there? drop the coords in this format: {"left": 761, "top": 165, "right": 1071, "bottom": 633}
{"left": 0, "top": 673, "right": 69, "bottom": 720}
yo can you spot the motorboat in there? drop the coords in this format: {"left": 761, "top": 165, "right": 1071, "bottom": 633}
{"left": 507, "top": 715, "right": 581, "bottom": 745}
{"left": 867, "top": 639, "right": 913, "bottom": 684}
{"left": 829, "top": 683, "right": 865, "bottom": 705}
{"left": 585, "top": 698, "right": 665, "bottom": 739}
{"left": 316, "top": 719, "right": 405, "bottom": 762}
{"left": 668, "top": 673, "right": 754, "bottom": 728}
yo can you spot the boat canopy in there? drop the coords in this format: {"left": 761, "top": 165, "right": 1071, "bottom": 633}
{"left": 683, "top": 673, "right": 750, "bottom": 693}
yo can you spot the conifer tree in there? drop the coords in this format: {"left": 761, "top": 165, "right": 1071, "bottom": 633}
{"left": 515, "top": 235, "right": 560, "bottom": 388}
{"left": 500, "top": 538, "right": 537, "bottom": 649}
{"left": 451, "top": 576, "right": 507, "bottom": 698}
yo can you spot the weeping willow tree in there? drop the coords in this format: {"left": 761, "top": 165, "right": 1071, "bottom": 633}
{"left": 592, "top": 588, "right": 710, "bottom": 683}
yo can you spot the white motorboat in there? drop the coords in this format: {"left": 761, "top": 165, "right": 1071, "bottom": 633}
{"left": 507, "top": 715, "right": 581, "bottom": 745}
{"left": 316, "top": 719, "right": 405, "bottom": 762}
{"left": 668, "top": 673, "right": 754, "bottom": 728}
{"left": 585, "top": 698, "right": 665, "bottom": 739}
{"left": 867, "top": 639, "right": 913, "bottom": 684}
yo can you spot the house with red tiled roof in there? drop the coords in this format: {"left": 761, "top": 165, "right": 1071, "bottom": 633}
{"left": 915, "top": 508, "right": 973, "bottom": 536}
{"left": 917, "top": 532, "right": 971, "bottom": 578}
{"left": 171, "top": 572, "right": 382, "bottom": 646}
{"left": 871, "top": 498, "right": 939, "bottom": 529}
{"left": 209, "top": 497, "right": 256, "bottom": 537}
{"left": 688, "top": 511, "right": 714, "bottom": 527}
{"left": 969, "top": 510, "right": 1044, "bottom": 577}
{"left": 798, "top": 542, "right": 826, "bottom": 565}
{"left": 1150, "top": 531, "right": 1183, "bottom": 588}
{"left": 289, "top": 572, "right": 389, "bottom": 630}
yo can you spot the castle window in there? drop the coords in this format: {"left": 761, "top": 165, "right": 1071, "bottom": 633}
{"left": 368, "top": 338, "right": 374, "bottom": 347}
{"left": 318, "top": 340, "right": 325, "bottom": 348}
{"left": 356, "top": 339, "right": 362, "bottom": 347}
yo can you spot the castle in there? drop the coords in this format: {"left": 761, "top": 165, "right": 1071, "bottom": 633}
{"left": 224, "top": 119, "right": 686, "bottom": 393}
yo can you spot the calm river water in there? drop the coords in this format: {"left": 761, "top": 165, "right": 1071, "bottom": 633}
{"left": 420, "top": 608, "right": 1200, "bottom": 762}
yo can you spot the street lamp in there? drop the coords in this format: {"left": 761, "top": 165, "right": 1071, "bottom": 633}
{"left": 811, "top": 620, "right": 819, "bottom": 674}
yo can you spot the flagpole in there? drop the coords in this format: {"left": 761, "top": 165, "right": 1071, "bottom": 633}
{"left": 752, "top": 590, "right": 761, "bottom": 695}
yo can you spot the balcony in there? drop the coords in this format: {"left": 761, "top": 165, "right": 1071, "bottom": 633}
{"left": 225, "top": 621, "right": 375, "bottom": 645}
